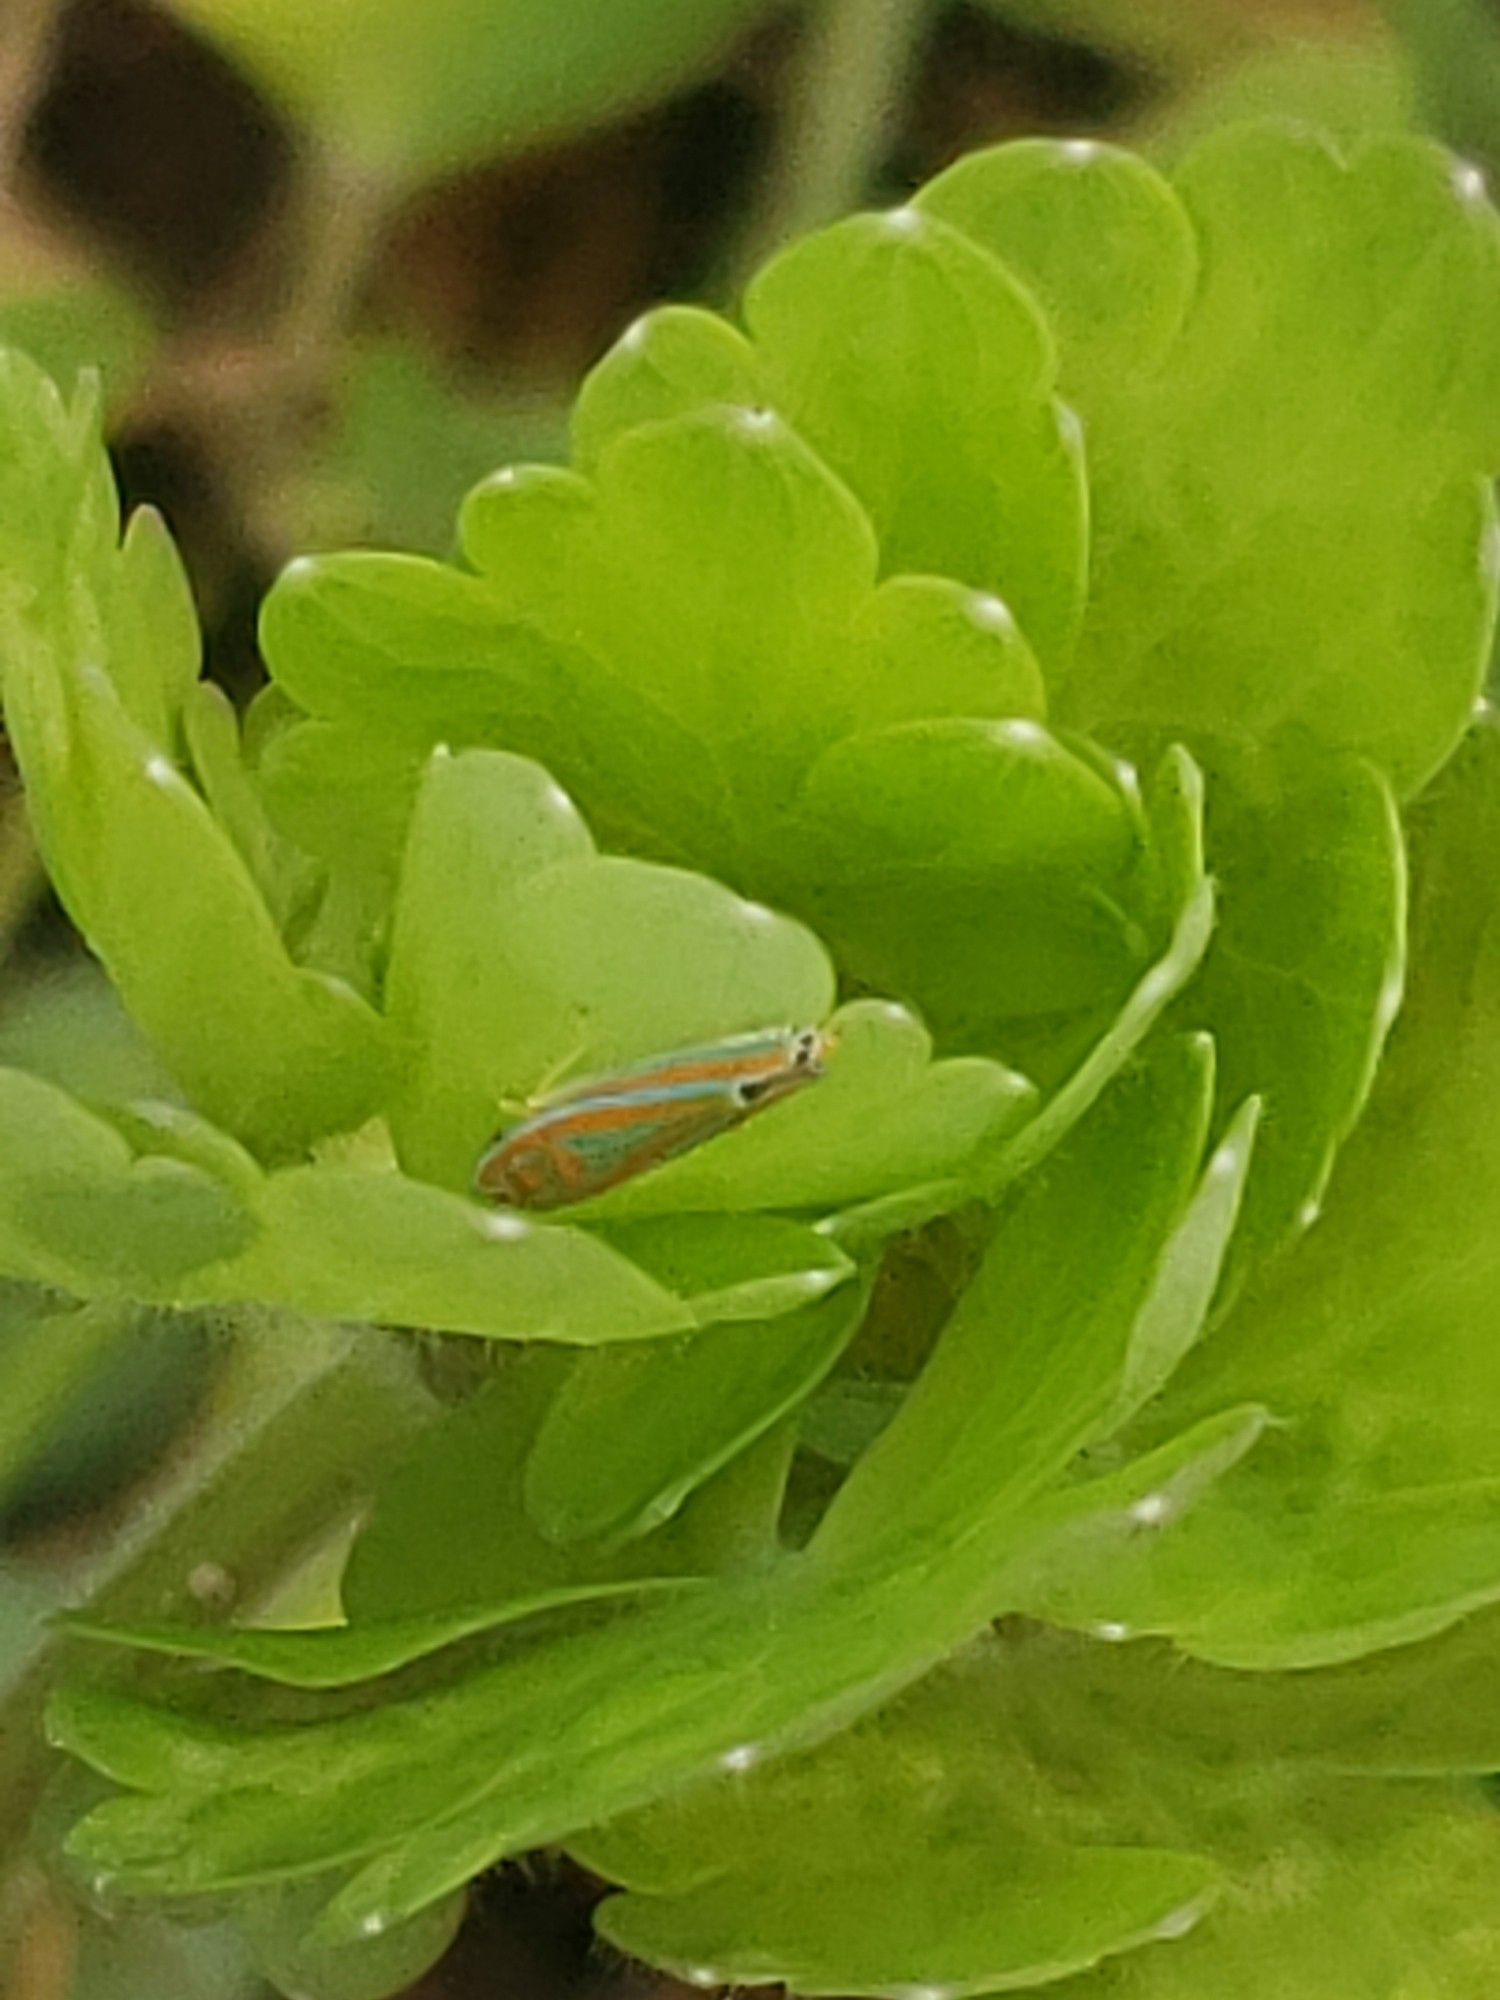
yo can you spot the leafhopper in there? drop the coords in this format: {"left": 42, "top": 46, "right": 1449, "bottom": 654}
{"left": 474, "top": 1025, "right": 828, "bottom": 1211}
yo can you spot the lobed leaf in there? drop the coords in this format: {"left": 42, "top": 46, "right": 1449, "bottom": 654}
{"left": 53, "top": 1038, "right": 1245, "bottom": 1931}
{"left": 1021, "top": 721, "right": 1500, "bottom": 1665}
{"left": 1176, "top": 737, "right": 1406, "bottom": 1314}
{"left": 582, "top": 1625, "right": 1500, "bottom": 2000}
{"left": 774, "top": 713, "right": 1144, "bottom": 1027}
{"left": 524, "top": 1280, "right": 868, "bottom": 1545}
{"left": 745, "top": 206, "right": 1087, "bottom": 669}
{"left": 60, "top": 1578, "right": 691, "bottom": 1690}
{"left": 921, "top": 128, "right": 1500, "bottom": 795}
{"left": 0, "top": 388, "right": 391, "bottom": 1156}
{"left": 343, "top": 1350, "right": 794, "bottom": 1621}
{"left": 0, "top": 1066, "right": 256, "bottom": 1294}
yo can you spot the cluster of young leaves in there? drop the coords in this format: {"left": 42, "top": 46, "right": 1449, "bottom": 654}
{"left": 2, "top": 119, "right": 1500, "bottom": 1999}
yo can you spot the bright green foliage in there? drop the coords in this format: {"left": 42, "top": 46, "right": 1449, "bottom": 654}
{"left": 0, "top": 357, "right": 391, "bottom": 1159}
{"left": 779, "top": 717, "right": 1140, "bottom": 1024}
{"left": 383, "top": 745, "right": 835, "bottom": 1191}
{"left": 61, "top": 1579, "right": 689, "bottom": 1688}
{"left": 158, "top": 0, "right": 783, "bottom": 182}
{"left": 524, "top": 1283, "right": 867, "bottom": 1544}
{"left": 579, "top": 1629, "right": 1500, "bottom": 2000}
{"left": 236, "top": 1881, "right": 467, "bottom": 2000}
{"left": 2, "top": 114, "right": 1500, "bottom": 2000}
{"left": 50, "top": 1039, "right": 1252, "bottom": 1926}
{"left": 1178, "top": 739, "right": 1405, "bottom": 1313}
{"left": 745, "top": 207, "right": 1087, "bottom": 668}
{"left": 808, "top": 1036, "right": 1237, "bottom": 1566}
{"left": 0, "top": 1068, "right": 256, "bottom": 1294}
{"left": 1024, "top": 723, "right": 1500, "bottom": 1668}
{"left": 920, "top": 130, "right": 1500, "bottom": 796}
{"left": 571, "top": 306, "right": 764, "bottom": 471}
{"left": 340, "top": 1348, "right": 796, "bottom": 1616}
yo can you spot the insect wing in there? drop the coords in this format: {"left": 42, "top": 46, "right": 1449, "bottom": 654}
{"left": 539, "top": 1028, "right": 821, "bottom": 1108}
{"left": 475, "top": 1078, "right": 744, "bottom": 1210}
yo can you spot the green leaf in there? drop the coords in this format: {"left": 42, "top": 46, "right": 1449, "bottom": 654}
{"left": 571, "top": 306, "right": 764, "bottom": 471}
{"left": 0, "top": 1066, "right": 256, "bottom": 1293}
{"left": 342, "top": 1349, "right": 785, "bottom": 1620}
{"left": 2, "top": 1313, "right": 436, "bottom": 1886}
{"left": 0, "top": 1057, "right": 759, "bottom": 1339}
{"left": 524, "top": 1281, "right": 867, "bottom": 1544}
{"left": 382, "top": 745, "right": 834, "bottom": 1192}
{"left": 0, "top": 1293, "right": 153, "bottom": 1516}
{"left": 777, "top": 714, "right": 1144, "bottom": 1028}
{"left": 587, "top": 405, "right": 879, "bottom": 812}
{"left": 48, "top": 1039, "right": 1242, "bottom": 1928}
{"left": 916, "top": 138, "right": 1199, "bottom": 398}
{"left": 97, "top": 1098, "right": 265, "bottom": 1203}
{"left": 849, "top": 571, "right": 1047, "bottom": 730}
{"left": 582, "top": 1627, "right": 1500, "bottom": 2000}
{"left": 0, "top": 959, "right": 173, "bottom": 1108}
{"left": 1178, "top": 739, "right": 1406, "bottom": 1313}
{"left": 746, "top": 206, "right": 1087, "bottom": 668}
{"left": 0, "top": 404, "right": 392, "bottom": 1155}
{"left": 465, "top": 404, "right": 884, "bottom": 874}
{"left": 582, "top": 1650, "right": 1220, "bottom": 1998}
{"left": 106, "top": 504, "right": 202, "bottom": 745}
{"left": 810, "top": 1035, "right": 1219, "bottom": 1567}
{"left": 175, "top": 1161, "right": 703, "bottom": 1342}
{"left": 182, "top": 681, "right": 319, "bottom": 936}
{"left": 0, "top": 351, "right": 106, "bottom": 617}
{"left": 61, "top": 1579, "right": 689, "bottom": 1689}
{"left": 159, "top": 0, "right": 784, "bottom": 182}
{"left": 258, "top": 550, "right": 573, "bottom": 734}
{"left": 257, "top": 716, "right": 420, "bottom": 883}
{"left": 921, "top": 128, "right": 1500, "bottom": 795}
{"left": 238, "top": 1877, "right": 465, "bottom": 2000}
{"left": 67, "top": 1905, "right": 261, "bottom": 2000}
{"left": 598, "top": 1808, "right": 1214, "bottom": 1998}
{"left": 345, "top": 1352, "right": 643, "bottom": 1616}
{"left": 262, "top": 530, "right": 735, "bottom": 871}
{"left": 823, "top": 746, "right": 1216, "bottom": 1254}
{"left": 1119, "top": 1596, "right": 1500, "bottom": 1781}
{"left": 593, "top": 1215, "right": 853, "bottom": 1325}
{"left": 1025, "top": 720, "right": 1500, "bottom": 1666}
{"left": 1102, "top": 1100, "right": 1260, "bottom": 1433}
{"left": 978, "top": 745, "right": 1216, "bottom": 1196}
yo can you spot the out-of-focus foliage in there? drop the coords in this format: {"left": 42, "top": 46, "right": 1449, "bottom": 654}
{"left": 157, "top": 0, "right": 788, "bottom": 182}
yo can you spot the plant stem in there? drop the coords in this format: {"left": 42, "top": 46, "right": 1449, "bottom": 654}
{"left": 271, "top": 138, "right": 396, "bottom": 381}
{"left": 736, "top": 0, "right": 936, "bottom": 278}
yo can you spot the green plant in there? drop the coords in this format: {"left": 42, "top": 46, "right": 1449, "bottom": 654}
{"left": 3, "top": 119, "right": 1500, "bottom": 1998}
